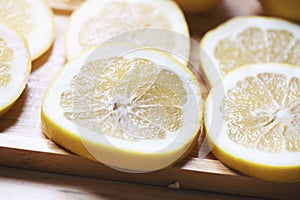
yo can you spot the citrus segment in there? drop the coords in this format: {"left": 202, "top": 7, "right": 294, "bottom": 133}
{"left": 205, "top": 63, "right": 300, "bottom": 182}
{"left": 0, "top": 22, "right": 31, "bottom": 116}
{"left": 42, "top": 48, "right": 202, "bottom": 172}
{"left": 0, "top": 37, "right": 13, "bottom": 87}
{"left": 200, "top": 16, "right": 300, "bottom": 86}
{"left": 65, "top": 0, "right": 189, "bottom": 61}
{"left": 0, "top": 0, "right": 55, "bottom": 60}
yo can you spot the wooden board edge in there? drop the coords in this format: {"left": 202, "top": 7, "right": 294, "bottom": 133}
{"left": 0, "top": 142, "right": 299, "bottom": 200}
{"left": 0, "top": 134, "right": 234, "bottom": 175}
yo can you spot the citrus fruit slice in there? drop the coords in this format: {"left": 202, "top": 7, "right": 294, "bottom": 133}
{"left": 65, "top": 0, "right": 189, "bottom": 61}
{"left": 205, "top": 63, "right": 300, "bottom": 182}
{"left": 0, "top": 0, "right": 55, "bottom": 60}
{"left": 0, "top": 22, "right": 31, "bottom": 116}
{"left": 200, "top": 16, "right": 300, "bottom": 86}
{"left": 42, "top": 47, "right": 202, "bottom": 172}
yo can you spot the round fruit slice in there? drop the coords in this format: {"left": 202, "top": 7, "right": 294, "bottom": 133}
{"left": 0, "top": 0, "right": 55, "bottom": 60}
{"left": 0, "top": 22, "right": 31, "bottom": 116}
{"left": 200, "top": 16, "right": 300, "bottom": 86}
{"left": 42, "top": 47, "right": 202, "bottom": 172}
{"left": 65, "top": 0, "right": 189, "bottom": 61}
{"left": 205, "top": 63, "right": 300, "bottom": 182}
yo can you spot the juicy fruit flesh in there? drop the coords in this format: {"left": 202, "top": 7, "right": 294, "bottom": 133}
{"left": 215, "top": 27, "right": 300, "bottom": 76}
{"left": 78, "top": 1, "right": 172, "bottom": 50}
{"left": 0, "top": 0, "right": 33, "bottom": 37}
{"left": 222, "top": 73, "right": 300, "bottom": 152}
{"left": 60, "top": 57, "right": 187, "bottom": 141}
{"left": 0, "top": 37, "right": 13, "bottom": 87}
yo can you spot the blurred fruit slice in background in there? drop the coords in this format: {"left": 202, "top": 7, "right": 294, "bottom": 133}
{"left": 200, "top": 16, "right": 300, "bottom": 87}
{"left": 0, "top": 22, "right": 31, "bottom": 116}
{"left": 260, "top": 0, "right": 300, "bottom": 22}
{"left": 0, "top": 0, "right": 55, "bottom": 60}
{"left": 65, "top": 0, "right": 189, "bottom": 61}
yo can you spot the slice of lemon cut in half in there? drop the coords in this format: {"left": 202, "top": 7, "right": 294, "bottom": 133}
{"left": 42, "top": 47, "right": 202, "bottom": 172}
{"left": 0, "top": 22, "right": 31, "bottom": 116}
{"left": 205, "top": 63, "right": 300, "bottom": 182}
{"left": 200, "top": 16, "right": 300, "bottom": 86}
{"left": 65, "top": 0, "right": 189, "bottom": 61}
{"left": 0, "top": 0, "right": 55, "bottom": 60}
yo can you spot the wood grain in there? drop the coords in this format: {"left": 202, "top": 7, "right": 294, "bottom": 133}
{"left": 0, "top": 1, "right": 299, "bottom": 200}
{"left": 47, "top": 0, "right": 84, "bottom": 14}
{"left": 0, "top": 166, "right": 265, "bottom": 200}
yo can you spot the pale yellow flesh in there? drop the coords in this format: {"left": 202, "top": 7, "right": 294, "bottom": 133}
{"left": 0, "top": 0, "right": 55, "bottom": 60}
{"left": 0, "top": 37, "right": 13, "bottom": 88}
{"left": 60, "top": 57, "right": 187, "bottom": 141}
{"left": 42, "top": 50, "right": 202, "bottom": 172}
{"left": 215, "top": 27, "right": 300, "bottom": 76}
{"left": 205, "top": 64, "right": 300, "bottom": 182}
{"left": 0, "top": 0, "right": 33, "bottom": 38}
{"left": 65, "top": 0, "right": 189, "bottom": 60}
{"left": 0, "top": 23, "right": 31, "bottom": 116}
{"left": 200, "top": 17, "right": 300, "bottom": 87}
{"left": 78, "top": 2, "right": 172, "bottom": 50}
{"left": 222, "top": 73, "right": 300, "bottom": 153}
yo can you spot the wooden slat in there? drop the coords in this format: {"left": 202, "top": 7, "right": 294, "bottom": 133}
{"left": 0, "top": 135, "right": 299, "bottom": 200}
{"left": 47, "top": 0, "right": 84, "bottom": 14}
{"left": 0, "top": 166, "right": 265, "bottom": 200}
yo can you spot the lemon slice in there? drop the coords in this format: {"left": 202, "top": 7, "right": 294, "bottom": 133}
{"left": 42, "top": 47, "right": 202, "bottom": 172}
{"left": 200, "top": 16, "right": 300, "bottom": 86}
{"left": 65, "top": 0, "right": 189, "bottom": 61}
{"left": 0, "top": 22, "right": 31, "bottom": 116}
{"left": 0, "top": 0, "right": 55, "bottom": 60}
{"left": 205, "top": 63, "right": 300, "bottom": 182}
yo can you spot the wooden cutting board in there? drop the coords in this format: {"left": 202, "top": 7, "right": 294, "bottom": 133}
{"left": 0, "top": 1, "right": 299, "bottom": 199}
